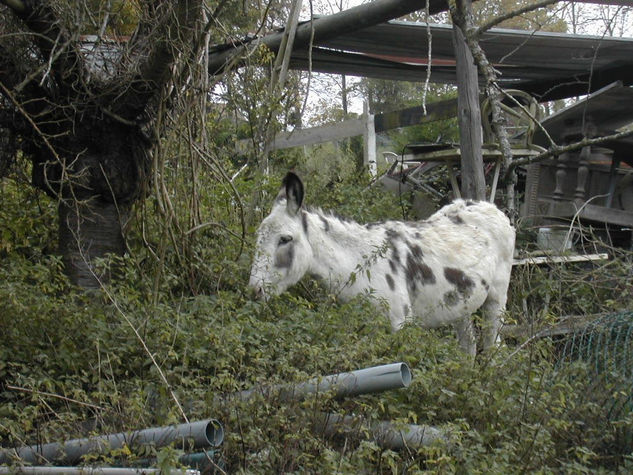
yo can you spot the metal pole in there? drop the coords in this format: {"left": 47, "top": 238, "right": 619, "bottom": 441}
{"left": 234, "top": 362, "right": 411, "bottom": 402}
{"left": 0, "top": 419, "right": 223, "bottom": 465}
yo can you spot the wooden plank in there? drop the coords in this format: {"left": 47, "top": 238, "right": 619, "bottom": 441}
{"left": 578, "top": 203, "right": 633, "bottom": 227}
{"left": 236, "top": 118, "right": 364, "bottom": 153}
{"left": 237, "top": 94, "right": 462, "bottom": 153}
{"left": 572, "top": 0, "right": 633, "bottom": 5}
{"left": 273, "top": 118, "right": 364, "bottom": 149}
{"left": 401, "top": 147, "right": 539, "bottom": 162}
{"left": 501, "top": 314, "right": 608, "bottom": 340}
{"left": 512, "top": 252, "right": 608, "bottom": 266}
{"left": 547, "top": 201, "right": 633, "bottom": 227}
{"left": 373, "top": 97, "right": 459, "bottom": 132}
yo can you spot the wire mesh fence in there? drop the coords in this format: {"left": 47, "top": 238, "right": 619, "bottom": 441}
{"left": 557, "top": 311, "right": 633, "bottom": 452}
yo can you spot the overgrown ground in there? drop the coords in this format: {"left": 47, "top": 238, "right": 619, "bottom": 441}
{"left": 2, "top": 165, "right": 633, "bottom": 473}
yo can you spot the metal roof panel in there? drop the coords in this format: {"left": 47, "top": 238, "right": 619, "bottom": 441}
{"left": 290, "top": 21, "right": 633, "bottom": 100}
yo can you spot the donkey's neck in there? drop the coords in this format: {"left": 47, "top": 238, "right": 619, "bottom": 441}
{"left": 302, "top": 209, "right": 384, "bottom": 295}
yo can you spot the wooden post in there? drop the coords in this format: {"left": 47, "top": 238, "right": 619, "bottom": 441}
{"left": 363, "top": 101, "right": 377, "bottom": 177}
{"left": 451, "top": 5, "right": 486, "bottom": 201}
{"left": 261, "top": 0, "right": 303, "bottom": 174}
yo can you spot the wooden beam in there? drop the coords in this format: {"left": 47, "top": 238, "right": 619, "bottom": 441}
{"left": 237, "top": 94, "right": 460, "bottom": 153}
{"left": 208, "top": 0, "right": 447, "bottom": 75}
{"left": 512, "top": 253, "right": 609, "bottom": 266}
{"left": 236, "top": 117, "right": 364, "bottom": 153}
{"left": 572, "top": 0, "right": 633, "bottom": 5}
{"left": 374, "top": 97, "right": 459, "bottom": 132}
{"left": 363, "top": 102, "right": 377, "bottom": 176}
{"left": 501, "top": 313, "right": 608, "bottom": 340}
{"left": 451, "top": 4, "right": 486, "bottom": 201}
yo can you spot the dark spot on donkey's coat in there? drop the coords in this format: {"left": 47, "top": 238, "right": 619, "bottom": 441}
{"left": 409, "top": 242, "right": 424, "bottom": 259}
{"left": 392, "top": 246, "right": 401, "bottom": 264}
{"left": 449, "top": 214, "right": 464, "bottom": 225}
{"left": 444, "top": 267, "right": 474, "bottom": 297}
{"left": 274, "top": 244, "right": 294, "bottom": 269}
{"left": 406, "top": 253, "right": 436, "bottom": 292}
{"left": 443, "top": 290, "right": 460, "bottom": 307}
{"left": 319, "top": 215, "right": 330, "bottom": 232}
{"left": 385, "top": 274, "right": 395, "bottom": 291}
{"left": 366, "top": 221, "right": 384, "bottom": 229}
{"left": 389, "top": 259, "right": 398, "bottom": 274}
{"left": 389, "top": 240, "right": 401, "bottom": 267}
{"left": 386, "top": 228, "right": 403, "bottom": 242}
{"left": 301, "top": 212, "right": 309, "bottom": 235}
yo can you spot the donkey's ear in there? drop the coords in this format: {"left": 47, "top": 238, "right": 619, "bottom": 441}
{"left": 280, "top": 172, "right": 304, "bottom": 216}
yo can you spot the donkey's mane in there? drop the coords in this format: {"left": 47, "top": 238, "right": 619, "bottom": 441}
{"left": 305, "top": 206, "right": 355, "bottom": 224}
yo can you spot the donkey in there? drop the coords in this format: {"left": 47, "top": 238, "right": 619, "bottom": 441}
{"left": 249, "top": 172, "right": 515, "bottom": 355}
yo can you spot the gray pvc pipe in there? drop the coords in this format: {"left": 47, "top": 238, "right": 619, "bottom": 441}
{"left": 236, "top": 362, "right": 412, "bottom": 402}
{"left": 0, "top": 419, "right": 223, "bottom": 466}
{"left": 0, "top": 468, "right": 199, "bottom": 474}
{"left": 124, "top": 449, "right": 220, "bottom": 470}
{"left": 315, "top": 413, "right": 449, "bottom": 450}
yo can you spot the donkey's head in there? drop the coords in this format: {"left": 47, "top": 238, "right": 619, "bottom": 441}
{"left": 249, "top": 172, "right": 313, "bottom": 300}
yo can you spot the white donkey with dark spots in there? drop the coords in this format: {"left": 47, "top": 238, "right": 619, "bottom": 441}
{"left": 249, "top": 172, "right": 515, "bottom": 355}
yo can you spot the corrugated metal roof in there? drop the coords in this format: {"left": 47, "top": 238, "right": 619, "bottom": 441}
{"left": 288, "top": 21, "right": 633, "bottom": 101}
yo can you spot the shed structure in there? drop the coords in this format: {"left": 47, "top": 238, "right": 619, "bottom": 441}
{"left": 213, "top": 12, "right": 633, "bottom": 236}
{"left": 211, "top": 19, "right": 633, "bottom": 101}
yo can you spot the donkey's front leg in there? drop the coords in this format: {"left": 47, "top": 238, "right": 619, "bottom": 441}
{"left": 388, "top": 302, "right": 409, "bottom": 332}
{"left": 453, "top": 316, "right": 476, "bottom": 357}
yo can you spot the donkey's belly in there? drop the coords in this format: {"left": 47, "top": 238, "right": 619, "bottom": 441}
{"left": 410, "top": 285, "right": 488, "bottom": 328}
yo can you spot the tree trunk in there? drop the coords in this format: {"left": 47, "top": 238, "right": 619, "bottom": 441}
{"left": 341, "top": 74, "right": 348, "bottom": 116}
{"left": 58, "top": 199, "right": 129, "bottom": 289}
{"left": 30, "top": 119, "right": 147, "bottom": 288}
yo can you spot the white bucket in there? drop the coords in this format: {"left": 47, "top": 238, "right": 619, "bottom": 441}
{"left": 537, "top": 227, "right": 573, "bottom": 252}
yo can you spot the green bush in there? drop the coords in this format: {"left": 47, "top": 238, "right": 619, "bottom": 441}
{"left": 1, "top": 167, "right": 633, "bottom": 472}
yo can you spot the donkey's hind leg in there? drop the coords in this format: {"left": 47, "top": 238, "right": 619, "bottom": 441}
{"left": 479, "top": 294, "right": 506, "bottom": 351}
{"left": 453, "top": 315, "right": 476, "bottom": 357}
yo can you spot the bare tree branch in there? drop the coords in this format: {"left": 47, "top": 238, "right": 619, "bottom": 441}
{"left": 474, "top": 0, "right": 561, "bottom": 37}
{"left": 1, "top": 0, "right": 85, "bottom": 100}
{"left": 0, "top": 44, "right": 51, "bottom": 109}
{"left": 0, "top": 0, "right": 25, "bottom": 14}
{"left": 0, "top": 79, "right": 62, "bottom": 166}
{"left": 116, "top": 0, "right": 203, "bottom": 119}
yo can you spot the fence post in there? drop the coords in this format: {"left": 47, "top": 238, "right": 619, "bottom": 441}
{"left": 363, "top": 101, "right": 377, "bottom": 177}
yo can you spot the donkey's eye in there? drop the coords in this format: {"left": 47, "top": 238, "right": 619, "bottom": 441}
{"left": 278, "top": 235, "right": 293, "bottom": 246}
